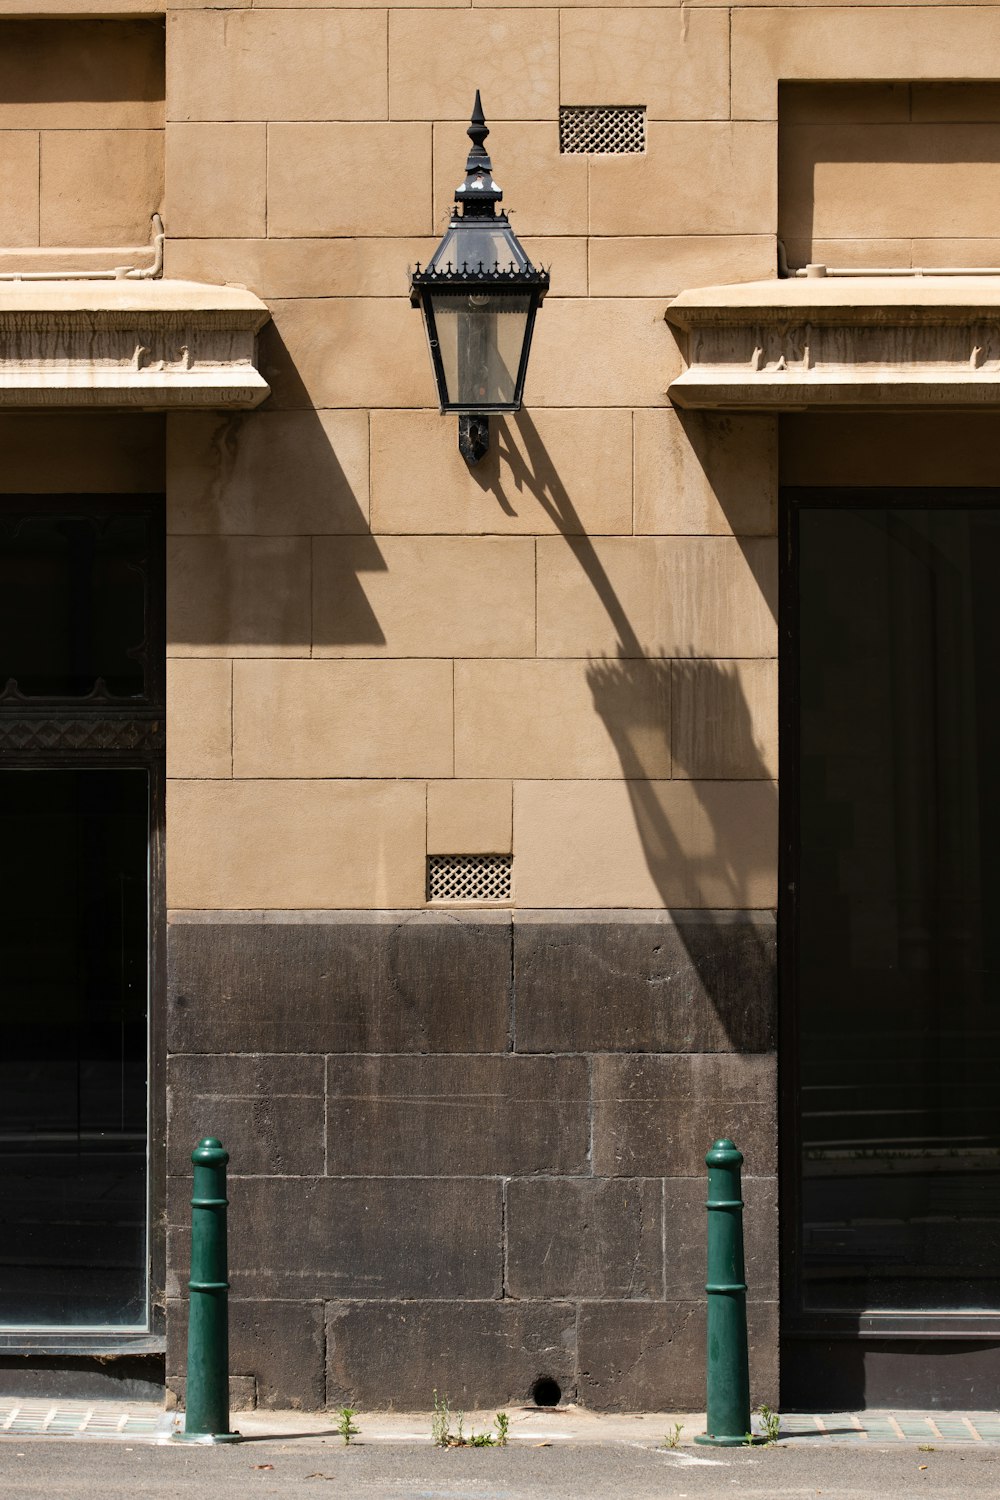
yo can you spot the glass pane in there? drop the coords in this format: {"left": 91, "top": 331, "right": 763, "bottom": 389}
{"left": 431, "top": 292, "right": 531, "bottom": 408}
{"left": 428, "top": 223, "right": 530, "bottom": 274}
{"left": 798, "top": 505, "right": 1000, "bottom": 1313}
{"left": 0, "top": 512, "right": 148, "bottom": 698}
{"left": 0, "top": 769, "right": 149, "bottom": 1327}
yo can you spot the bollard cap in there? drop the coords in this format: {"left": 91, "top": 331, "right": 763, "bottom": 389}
{"left": 192, "top": 1137, "right": 229, "bottom": 1168}
{"left": 705, "top": 1138, "right": 743, "bottom": 1168}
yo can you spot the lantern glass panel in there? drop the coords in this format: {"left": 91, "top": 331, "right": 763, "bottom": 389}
{"left": 431, "top": 290, "right": 532, "bottom": 409}
{"left": 429, "top": 223, "right": 529, "bottom": 274}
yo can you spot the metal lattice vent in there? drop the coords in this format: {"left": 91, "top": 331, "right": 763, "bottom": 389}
{"left": 428, "top": 854, "right": 512, "bottom": 903}
{"left": 559, "top": 105, "right": 646, "bottom": 155}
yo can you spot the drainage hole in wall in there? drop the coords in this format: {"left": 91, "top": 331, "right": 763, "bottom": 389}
{"left": 530, "top": 1376, "right": 562, "bottom": 1407}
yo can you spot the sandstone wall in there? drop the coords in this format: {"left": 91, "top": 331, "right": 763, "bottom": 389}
{"left": 4, "top": 0, "right": 995, "bottom": 1411}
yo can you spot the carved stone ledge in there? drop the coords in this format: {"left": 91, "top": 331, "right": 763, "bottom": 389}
{"left": 666, "top": 277, "right": 1000, "bottom": 410}
{"left": 0, "top": 280, "right": 270, "bottom": 409}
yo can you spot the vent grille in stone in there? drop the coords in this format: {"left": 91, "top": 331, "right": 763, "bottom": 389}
{"left": 559, "top": 105, "right": 645, "bottom": 155}
{"left": 428, "top": 854, "right": 512, "bottom": 903}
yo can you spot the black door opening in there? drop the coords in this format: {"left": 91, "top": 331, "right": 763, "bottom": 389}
{"left": 781, "top": 490, "right": 1000, "bottom": 1408}
{"left": 0, "top": 498, "right": 164, "bottom": 1336}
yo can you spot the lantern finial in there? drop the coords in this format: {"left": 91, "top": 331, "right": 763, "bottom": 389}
{"left": 456, "top": 91, "right": 501, "bottom": 213}
{"left": 468, "top": 90, "right": 489, "bottom": 155}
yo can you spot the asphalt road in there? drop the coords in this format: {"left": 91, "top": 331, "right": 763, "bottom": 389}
{"left": 0, "top": 1439, "right": 997, "bottom": 1499}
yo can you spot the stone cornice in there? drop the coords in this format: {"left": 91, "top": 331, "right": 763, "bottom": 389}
{"left": 666, "top": 277, "right": 1000, "bottom": 410}
{"left": 0, "top": 279, "right": 270, "bottom": 408}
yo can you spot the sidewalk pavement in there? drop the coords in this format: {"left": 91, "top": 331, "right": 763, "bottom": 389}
{"left": 0, "top": 1400, "right": 998, "bottom": 1498}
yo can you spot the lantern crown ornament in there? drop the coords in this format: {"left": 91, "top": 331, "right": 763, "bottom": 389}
{"left": 410, "top": 92, "right": 550, "bottom": 464}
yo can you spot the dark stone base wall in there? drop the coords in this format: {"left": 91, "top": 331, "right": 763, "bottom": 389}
{"left": 165, "top": 909, "right": 777, "bottom": 1412}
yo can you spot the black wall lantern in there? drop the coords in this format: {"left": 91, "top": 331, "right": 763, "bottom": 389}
{"left": 410, "top": 92, "right": 550, "bottom": 465}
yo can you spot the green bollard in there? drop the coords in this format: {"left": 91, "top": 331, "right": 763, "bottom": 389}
{"left": 173, "top": 1138, "right": 240, "bottom": 1444}
{"left": 694, "top": 1138, "right": 758, "bottom": 1447}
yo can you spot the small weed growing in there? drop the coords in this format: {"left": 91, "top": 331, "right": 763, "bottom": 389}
{"left": 335, "top": 1407, "right": 360, "bottom": 1445}
{"left": 746, "top": 1405, "right": 781, "bottom": 1446}
{"left": 431, "top": 1391, "right": 503, "bottom": 1448}
{"left": 432, "top": 1390, "right": 454, "bottom": 1447}
{"left": 662, "top": 1422, "right": 683, "bottom": 1450}
{"left": 918, "top": 1444, "right": 936, "bottom": 1453}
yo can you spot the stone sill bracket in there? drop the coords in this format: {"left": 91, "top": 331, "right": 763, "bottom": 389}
{"left": 0, "top": 278, "right": 271, "bottom": 410}
{"left": 666, "top": 276, "right": 1000, "bottom": 411}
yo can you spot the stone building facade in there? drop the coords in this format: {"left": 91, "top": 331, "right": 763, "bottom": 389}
{"left": 1, "top": 0, "right": 999, "bottom": 1416}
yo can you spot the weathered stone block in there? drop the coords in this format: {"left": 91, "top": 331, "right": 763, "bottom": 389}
{"left": 661, "top": 1175, "right": 779, "bottom": 1303}
{"left": 427, "top": 780, "right": 512, "bottom": 856}
{"left": 326, "top": 1301, "right": 576, "bottom": 1410}
{"left": 592, "top": 1054, "right": 777, "bottom": 1177}
{"left": 166, "top": 659, "right": 231, "bottom": 780}
{"left": 167, "top": 409, "right": 369, "bottom": 537}
{"left": 167, "top": 535, "right": 311, "bottom": 657}
{"left": 166, "top": 783, "right": 426, "bottom": 910}
{"left": 578, "top": 1300, "right": 778, "bottom": 1411}
{"left": 326, "top": 1056, "right": 589, "bottom": 1177}
{"left": 226, "top": 1178, "right": 501, "bottom": 1300}
{"left": 506, "top": 1178, "right": 663, "bottom": 1300}
{"left": 577, "top": 1302, "right": 705, "bottom": 1411}
{"left": 455, "top": 659, "right": 671, "bottom": 780}
{"left": 167, "top": 913, "right": 512, "bottom": 1054}
{"left": 514, "top": 911, "right": 776, "bottom": 1054}
{"left": 311, "top": 535, "right": 536, "bottom": 660}
{"left": 167, "top": 1054, "right": 325, "bottom": 1177}
{"left": 167, "top": 1298, "right": 325, "bottom": 1410}
{"left": 513, "top": 780, "right": 778, "bottom": 910}
{"left": 233, "top": 658, "right": 454, "bottom": 779}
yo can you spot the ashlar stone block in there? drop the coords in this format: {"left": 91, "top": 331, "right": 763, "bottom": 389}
{"left": 633, "top": 410, "right": 778, "bottom": 538}
{"left": 312, "top": 536, "right": 536, "bottom": 658}
{"left": 733, "top": 9, "right": 1000, "bottom": 121}
{"left": 167, "top": 1054, "right": 325, "bottom": 1177}
{"left": 222, "top": 1177, "right": 502, "bottom": 1299}
{"left": 513, "top": 910, "right": 776, "bottom": 1054}
{"left": 561, "top": 9, "right": 728, "bottom": 120}
{"left": 167, "top": 911, "right": 512, "bottom": 1055}
{"left": 370, "top": 408, "right": 632, "bottom": 537}
{"left": 455, "top": 659, "right": 671, "bottom": 780}
{"left": 591, "top": 1053, "right": 777, "bottom": 1177}
{"left": 165, "top": 123, "right": 265, "bottom": 239}
{"left": 166, "top": 659, "right": 232, "bottom": 779}
{"left": 513, "top": 779, "right": 778, "bottom": 908}
{"left": 167, "top": 1298, "right": 325, "bottom": 1412}
{"left": 232, "top": 659, "right": 454, "bottom": 779}
{"left": 506, "top": 1178, "right": 664, "bottom": 1299}
{"left": 260, "top": 298, "right": 426, "bottom": 410}
{"left": 325, "top": 1056, "right": 590, "bottom": 1176}
{"left": 166, "top": 780, "right": 426, "bottom": 909}
{"left": 427, "top": 780, "right": 512, "bottom": 855}
{"left": 268, "top": 123, "right": 432, "bottom": 238}
{"left": 389, "top": 10, "right": 558, "bottom": 120}
{"left": 535, "top": 536, "right": 778, "bottom": 658}
{"left": 589, "top": 125, "right": 776, "bottom": 237}
{"left": 167, "top": 10, "right": 387, "bottom": 122}
{"left": 671, "top": 658, "right": 778, "bottom": 780}
{"left": 167, "top": 410, "right": 369, "bottom": 537}
{"left": 327, "top": 1301, "right": 577, "bottom": 1411}
{"left": 0, "top": 132, "right": 39, "bottom": 247}
{"left": 167, "top": 536, "right": 311, "bottom": 657}
{"left": 40, "top": 129, "right": 162, "bottom": 246}
{"left": 588, "top": 237, "right": 775, "bottom": 299}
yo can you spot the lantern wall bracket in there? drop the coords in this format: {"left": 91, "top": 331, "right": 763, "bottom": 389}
{"left": 458, "top": 413, "right": 490, "bottom": 464}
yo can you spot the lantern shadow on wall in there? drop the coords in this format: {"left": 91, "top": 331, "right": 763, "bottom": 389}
{"left": 410, "top": 92, "right": 549, "bottom": 465}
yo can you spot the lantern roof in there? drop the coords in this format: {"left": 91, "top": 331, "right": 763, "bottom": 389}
{"left": 410, "top": 93, "right": 549, "bottom": 301}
